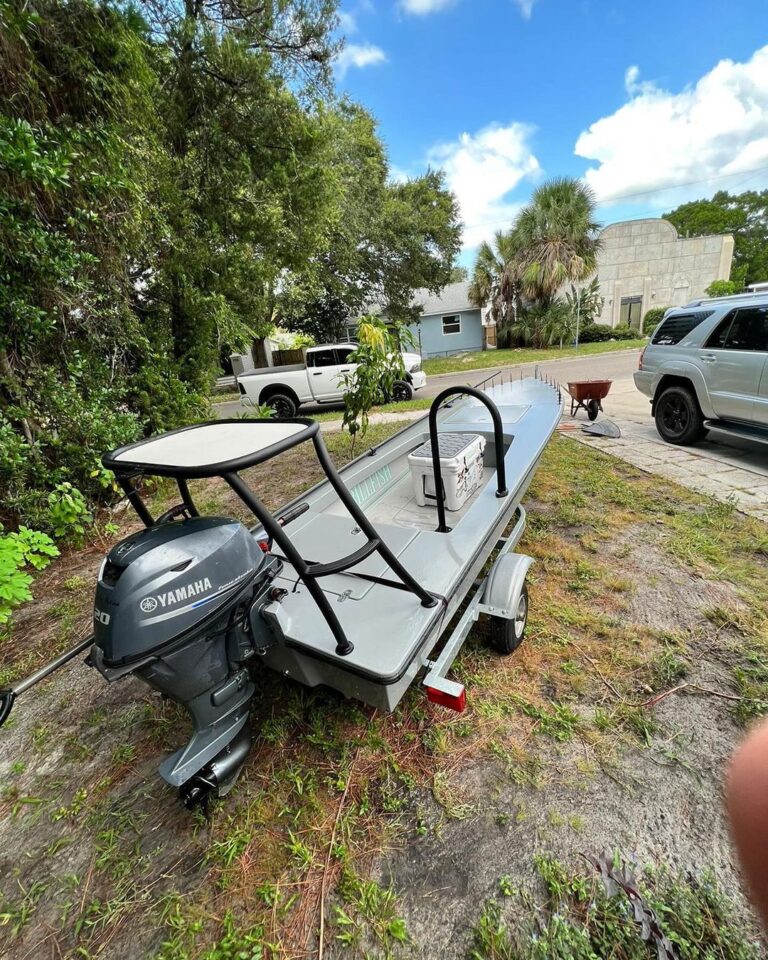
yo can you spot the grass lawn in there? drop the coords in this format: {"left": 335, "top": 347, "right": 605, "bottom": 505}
{"left": 1, "top": 427, "right": 766, "bottom": 958}
{"left": 422, "top": 338, "right": 646, "bottom": 376}
{"left": 309, "top": 396, "right": 432, "bottom": 423}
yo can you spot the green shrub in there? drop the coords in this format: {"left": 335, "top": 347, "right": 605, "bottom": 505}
{"left": 47, "top": 483, "right": 92, "bottom": 544}
{"left": 705, "top": 279, "right": 740, "bottom": 297}
{"left": 577, "top": 323, "right": 613, "bottom": 343}
{"left": 643, "top": 307, "right": 669, "bottom": 335}
{"left": 0, "top": 526, "right": 59, "bottom": 625}
{"left": 611, "top": 324, "right": 641, "bottom": 340}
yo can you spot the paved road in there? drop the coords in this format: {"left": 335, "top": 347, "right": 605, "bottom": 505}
{"left": 213, "top": 347, "right": 646, "bottom": 419}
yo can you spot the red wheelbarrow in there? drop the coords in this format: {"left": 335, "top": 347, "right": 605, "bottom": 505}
{"left": 565, "top": 380, "right": 612, "bottom": 420}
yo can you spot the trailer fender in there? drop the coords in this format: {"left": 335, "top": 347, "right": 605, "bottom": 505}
{"left": 482, "top": 553, "right": 534, "bottom": 620}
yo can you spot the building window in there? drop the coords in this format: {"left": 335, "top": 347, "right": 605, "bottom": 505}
{"left": 442, "top": 314, "right": 461, "bottom": 335}
{"left": 620, "top": 296, "right": 643, "bottom": 328}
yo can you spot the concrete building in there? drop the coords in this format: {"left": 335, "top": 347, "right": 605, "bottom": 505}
{"left": 592, "top": 218, "right": 734, "bottom": 328}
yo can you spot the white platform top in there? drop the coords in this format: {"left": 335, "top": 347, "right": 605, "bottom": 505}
{"left": 112, "top": 421, "right": 308, "bottom": 468}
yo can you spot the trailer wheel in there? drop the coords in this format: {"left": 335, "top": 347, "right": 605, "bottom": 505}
{"left": 489, "top": 583, "right": 528, "bottom": 655}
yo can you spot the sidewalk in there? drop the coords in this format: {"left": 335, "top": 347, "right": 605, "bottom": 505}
{"left": 567, "top": 415, "right": 768, "bottom": 521}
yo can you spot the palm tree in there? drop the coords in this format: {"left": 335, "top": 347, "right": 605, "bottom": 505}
{"left": 515, "top": 178, "right": 601, "bottom": 308}
{"left": 468, "top": 229, "right": 522, "bottom": 330}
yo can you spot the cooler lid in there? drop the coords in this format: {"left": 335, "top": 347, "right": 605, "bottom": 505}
{"left": 408, "top": 432, "right": 482, "bottom": 461}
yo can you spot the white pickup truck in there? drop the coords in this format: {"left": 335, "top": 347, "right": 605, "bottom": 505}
{"left": 237, "top": 343, "right": 427, "bottom": 418}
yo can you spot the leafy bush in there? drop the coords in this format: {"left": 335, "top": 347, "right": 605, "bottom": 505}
{"left": 341, "top": 317, "right": 412, "bottom": 455}
{"left": 0, "top": 526, "right": 59, "bottom": 625}
{"left": 611, "top": 324, "right": 641, "bottom": 340}
{"left": 577, "top": 323, "right": 613, "bottom": 343}
{"left": 47, "top": 483, "right": 92, "bottom": 543}
{"left": 643, "top": 307, "right": 669, "bottom": 335}
{"left": 705, "top": 279, "right": 740, "bottom": 297}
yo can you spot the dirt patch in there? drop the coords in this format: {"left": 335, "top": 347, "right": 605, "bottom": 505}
{"left": 609, "top": 525, "right": 746, "bottom": 634}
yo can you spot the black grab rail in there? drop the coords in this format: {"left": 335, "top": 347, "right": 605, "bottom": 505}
{"left": 428, "top": 385, "right": 509, "bottom": 533}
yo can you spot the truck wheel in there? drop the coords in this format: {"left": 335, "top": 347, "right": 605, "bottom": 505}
{"left": 267, "top": 392, "right": 297, "bottom": 419}
{"left": 654, "top": 385, "right": 705, "bottom": 445}
{"left": 489, "top": 584, "right": 528, "bottom": 655}
{"left": 392, "top": 380, "right": 413, "bottom": 403}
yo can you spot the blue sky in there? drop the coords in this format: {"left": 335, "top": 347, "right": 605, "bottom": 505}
{"left": 334, "top": 0, "right": 768, "bottom": 263}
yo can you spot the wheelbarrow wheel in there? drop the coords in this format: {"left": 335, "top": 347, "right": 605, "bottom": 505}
{"left": 587, "top": 399, "right": 599, "bottom": 421}
{"left": 490, "top": 584, "right": 528, "bottom": 655}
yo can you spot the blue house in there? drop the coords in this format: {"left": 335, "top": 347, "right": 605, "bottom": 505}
{"left": 406, "top": 282, "right": 488, "bottom": 358}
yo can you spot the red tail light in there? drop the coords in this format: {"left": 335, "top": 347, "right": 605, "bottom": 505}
{"left": 426, "top": 685, "right": 467, "bottom": 712}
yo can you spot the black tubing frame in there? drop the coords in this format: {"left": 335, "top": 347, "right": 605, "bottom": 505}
{"left": 428, "top": 385, "right": 509, "bottom": 533}
{"left": 110, "top": 421, "right": 437, "bottom": 657}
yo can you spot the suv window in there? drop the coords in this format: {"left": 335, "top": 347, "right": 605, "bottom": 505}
{"left": 707, "top": 306, "right": 768, "bottom": 351}
{"left": 651, "top": 311, "right": 713, "bottom": 346}
{"left": 308, "top": 348, "right": 337, "bottom": 368}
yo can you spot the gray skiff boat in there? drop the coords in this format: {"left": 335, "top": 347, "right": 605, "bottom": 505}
{"left": 1, "top": 374, "right": 561, "bottom": 806}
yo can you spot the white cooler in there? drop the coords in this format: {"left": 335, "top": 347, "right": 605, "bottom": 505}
{"left": 408, "top": 433, "right": 486, "bottom": 512}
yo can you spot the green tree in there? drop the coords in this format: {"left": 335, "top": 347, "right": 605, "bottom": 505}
{"left": 514, "top": 178, "right": 602, "bottom": 318}
{"left": 286, "top": 107, "right": 461, "bottom": 338}
{"left": 468, "top": 230, "right": 523, "bottom": 331}
{"left": 705, "top": 279, "right": 741, "bottom": 297}
{"left": 665, "top": 190, "right": 768, "bottom": 287}
{"left": 0, "top": 0, "right": 168, "bottom": 525}
{"left": 340, "top": 317, "right": 407, "bottom": 456}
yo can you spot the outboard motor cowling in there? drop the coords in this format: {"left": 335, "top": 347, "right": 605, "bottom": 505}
{"left": 94, "top": 517, "right": 265, "bottom": 664}
{"left": 89, "top": 517, "right": 280, "bottom": 804}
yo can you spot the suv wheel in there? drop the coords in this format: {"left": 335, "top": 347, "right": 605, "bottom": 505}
{"left": 654, "top": 385, "right": 705, "bottom": 445}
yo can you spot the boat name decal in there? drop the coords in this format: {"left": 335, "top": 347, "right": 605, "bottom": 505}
{"left": 351, "top": 465, "right": 392, "bottom": 506}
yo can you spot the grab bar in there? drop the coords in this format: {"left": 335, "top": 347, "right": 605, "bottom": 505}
{"left": 428, "top": 385, "right": 509, "bottom": 533}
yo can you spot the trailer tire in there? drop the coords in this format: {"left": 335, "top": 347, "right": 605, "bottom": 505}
{"left": 489, "top": 583, "right": 528, "bottom": 655}
{"left": 266, "top": 392, "right": 297, "bottom": 419}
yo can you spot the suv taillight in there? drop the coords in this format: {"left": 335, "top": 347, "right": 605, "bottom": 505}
{"left": 638, "top": 347, "right": 646, "bottom": 370}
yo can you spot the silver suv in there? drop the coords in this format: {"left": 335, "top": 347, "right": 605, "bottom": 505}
{"left": 634, "top": 293, "right": 768, "bottom": 445}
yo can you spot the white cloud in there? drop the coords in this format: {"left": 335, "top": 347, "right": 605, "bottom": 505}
{"left": 513, "top": 0, "right": 537, "bottom": 18}
{"left": 335, "top": 43, "right": 387, "bottom": 77}
{"left": 576, "top": 46, "right": 768, "bottom": 206}
{"left": 399, "top": 0, "right": 456, "bottom": 14}
{"left": 401, "top": 0, "right": 535, "bottom": 14}
{"left": 338, "top": 9, "right": 357, "bottom": 34}
{"left": 427, "top": 123, "right": 541, "bottom": 249}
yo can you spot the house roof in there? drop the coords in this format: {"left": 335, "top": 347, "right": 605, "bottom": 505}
{"left": 412, "top": 281, "right": 475, "bottom": 317}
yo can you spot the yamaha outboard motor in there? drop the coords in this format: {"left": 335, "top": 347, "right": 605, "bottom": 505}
{"left": 88, "top": 517, "right": 281, "bottom": 807}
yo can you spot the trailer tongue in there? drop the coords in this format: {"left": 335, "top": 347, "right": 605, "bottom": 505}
{"left": 0, "top": 374, "right": 561, "bottom": 808}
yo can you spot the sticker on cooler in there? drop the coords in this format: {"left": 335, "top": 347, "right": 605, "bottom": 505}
{"left": 407, "top": 433, "right": 486, "bottom": 512}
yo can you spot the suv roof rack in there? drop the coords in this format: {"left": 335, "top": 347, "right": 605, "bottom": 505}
{"left": 684, "top": 291, "right": 768, "bottom": 308}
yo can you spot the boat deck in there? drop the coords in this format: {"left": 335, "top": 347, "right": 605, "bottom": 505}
{"left": 263, "top": 379, "right": 562, "bottom": 685}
